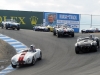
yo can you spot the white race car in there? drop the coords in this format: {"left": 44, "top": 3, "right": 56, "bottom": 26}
{"left": 11, "top": 48, "right": 42, "bottom": 68}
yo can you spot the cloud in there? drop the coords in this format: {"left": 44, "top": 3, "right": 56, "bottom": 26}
{"left": 0, "top": 0, "right": 100, "bottom": 15}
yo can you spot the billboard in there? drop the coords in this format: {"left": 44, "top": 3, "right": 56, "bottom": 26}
{"left": 57, "top": 13, "right": 80, "bottom": 33}
{"left": 0, "top": 10, "right": 43, "bottom": 29}
{"left": 44, "top": 12, "right": 80, "bottom": 33}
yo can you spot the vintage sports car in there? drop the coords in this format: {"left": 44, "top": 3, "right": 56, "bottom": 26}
{"left": 1, "top": 19, "right": 20, "bottom": 30}
{"left": 75, "top": 34, "right": 99, "bottom": 54}
{"left": 81, "top": 28, "right": 100, "bottom": 33}
{"left": 53, "top": 25, "right": 74, "bottom": 38}
{"left": 11, "top": 47, "right": 42, "bottom": 68}
{"left": 33, "top": 25, "right": 49, "bottom": 32}
{"left": 33, "top": 25, "right": 55, "bottom": 32}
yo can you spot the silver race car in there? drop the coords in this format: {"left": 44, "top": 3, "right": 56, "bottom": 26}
{"left": 75, "top": 34, "right": 99, "bottom": 54}
{"left": 11, "top": 45, "right": 42, "bottom": 68}
{"left": 53, "top": 25, "right": 74, "bottom": 38}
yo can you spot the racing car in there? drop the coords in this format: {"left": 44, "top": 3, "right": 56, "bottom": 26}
{"left": 81, "top": 28, "right": 100, "bottom": 33}
{"left": 1, "top": 19, "right": 20, "bottom": 30}
{"left": 33, "top": 26, "right": 48, "bottom": 31}
{"left": 11, "top": 45, "right": 42, "bottom": 68}
{"left": 75, "top": 34, "right": 99, "bottom": 54}
{"left": 53, "top": 25, "right": 74, "bottom": 38}
{"left": 33, "top": 25, "right": 49, "bottom": 32}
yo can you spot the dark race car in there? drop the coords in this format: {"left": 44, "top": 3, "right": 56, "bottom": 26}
{"left": 75, "top": 34, "right": 99, "bottom": 54}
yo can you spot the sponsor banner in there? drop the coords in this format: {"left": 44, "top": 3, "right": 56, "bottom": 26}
{"left": 57, "top": 13, "right": 80, "bottom": 33}
{"left": 43, "top": 12, "right": 80, "bottom": 33}
{"left": 0, "top": 10, "right": 43, "bottom": 29}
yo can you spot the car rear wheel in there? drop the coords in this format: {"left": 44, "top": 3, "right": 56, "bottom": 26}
{"left": 6, "top": 26, "right": 8, "bottom": 29}
{"left": 75, "top": 47, "right": 80, "bottom": 54}
{"left": 11, "top": 63, "right": 17, "bottom": 68}
{"left": 96, "top": 40, "right": 99, "bottom": 47}
{"left": 38, "top": 52, "right": 42, "bottom": 60}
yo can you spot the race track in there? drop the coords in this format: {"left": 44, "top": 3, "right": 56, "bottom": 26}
{"left": 1, "top": 29, "right": 100, "bottom": 75}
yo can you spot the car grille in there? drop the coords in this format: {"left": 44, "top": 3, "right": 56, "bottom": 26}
{"left": 17, "top": 61, "right": 25, "bottom": 64}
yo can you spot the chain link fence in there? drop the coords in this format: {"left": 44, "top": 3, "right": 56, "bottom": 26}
{"left": 80, "top": 14, "right": 100, "bottom": 32}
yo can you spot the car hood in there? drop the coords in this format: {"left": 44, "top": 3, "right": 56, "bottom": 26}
{"left": 59, "top": 28, "right": 73, "bottom": 31}
{"left": 77, "top": 40, "right": 93, "bottom": 46}
{"left": 11, "top": 51, "right": 35, "bottom": 62}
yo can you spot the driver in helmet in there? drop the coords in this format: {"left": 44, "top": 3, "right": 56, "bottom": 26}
{"left": 89, "top": 34, "right": 94, "bottom": 40}
{"left": 29, "top": 44, "right": 36, "bottom": 52}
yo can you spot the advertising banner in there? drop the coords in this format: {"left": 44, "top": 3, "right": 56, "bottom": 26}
{"left": 44, "top": 12, "right": 80, "bottom": 33}
{"left": 0, "top": 10, "right": 43, "bottom": 29}
{"left": 57, "top": 13, "right": 80, "bottom": 33}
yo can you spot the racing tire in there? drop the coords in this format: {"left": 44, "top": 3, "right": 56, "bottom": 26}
{"left": 12, "top": 28, "right": 15, "bottom": 30}
{"left": 75, "top": 47, "right": 80, "bottom": 54}
{"left": 92, "top": 46, "right": 97, "bottom": 52}
{"left": 96, "top": 40, "right": 99, "bottom": 47}
{"left": 6, "top": 27, "right": 8, "bottom": 29}
{"left": 53, "top": 31, "right": 56, "bottom": 36}
{"left": 11, "top": 63, "right": 17, "bottom": 68}
{"left": 17, "top": 27, "right": 20, "bottom": 30}
{"left": 38, "top": 52, "right": 42, "bottom": 60}
{"left": 71, "top": 33, "right": 74, "bottom": 37}
{"left": 81, "top": 31, "right": 83, "bottom": 33}
{"left": 31, "top": 57, "right": 36, "bottom": 65}
{"left": 1, "top": 25, "right": 3, "bottom": 29}
{"left": 48, "top": 28, "right": 50, "bottom": 32}
{"left": 57, "top": 32, "right": 60, "bottom": 38}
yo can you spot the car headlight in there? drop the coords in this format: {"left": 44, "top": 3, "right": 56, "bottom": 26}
{"left": 11, "top": 59, "right": 16, "bottom": 63}
{"left": 27, "top": 58, "right": 30, "bottom": 62}
{"left": 77, "top": 43, "right": 80, "bottom": 46}
{"left": 91, "top": 43, "right": 95, "bottom": 45}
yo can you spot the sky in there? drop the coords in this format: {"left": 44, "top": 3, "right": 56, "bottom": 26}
{"left": 0, "top": 0, "right": 100, "bottom": 15}
{"left": 1, "top": 0, "right": 100, "bottom": 31}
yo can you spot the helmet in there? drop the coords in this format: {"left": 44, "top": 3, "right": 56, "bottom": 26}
{"left": 30, "top": 44, "right": 35, "bottom": 50}
{"left": 89, "top": 34, "right": 93, "bottom": 38}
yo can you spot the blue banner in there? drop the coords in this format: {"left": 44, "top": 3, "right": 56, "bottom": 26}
{"left": 43, "top": 12, "right": 80, "bottom": 33}
{"left": 57, "top": 13, "right": 79, "bottom": 21}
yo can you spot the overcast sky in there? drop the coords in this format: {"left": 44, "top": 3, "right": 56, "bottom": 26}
{"left": 0, "top": 0, "right": 100, "bottom": 15}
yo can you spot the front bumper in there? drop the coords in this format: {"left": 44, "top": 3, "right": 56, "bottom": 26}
{"left": 59, "top": 31, "right": 74, "bottom": 36}
{"left": 77, "top": 45, "right": 95, "bottom": 51}
{"left": 12, "top": 60, "right": 31, "bottom": 66}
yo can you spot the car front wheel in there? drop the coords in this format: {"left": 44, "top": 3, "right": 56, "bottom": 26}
{"left": 75, "top": 47, "right": 80, "bottom": 54}
{"left": 17, "top": 27, "right": 20, "bottom": 30}
{"left": 31, "top": 57, "right": 36, "bottom": 65}
{"left": 11, "top": 63, "right": 17, "bottom": 68}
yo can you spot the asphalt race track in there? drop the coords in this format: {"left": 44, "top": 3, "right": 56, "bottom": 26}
{"left": 1, "top": 29, "right": 100, "bottom": 75}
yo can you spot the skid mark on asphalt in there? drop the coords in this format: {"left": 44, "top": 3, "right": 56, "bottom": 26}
{"left": 0, "top": 34, "right": 27, "bottom": 75}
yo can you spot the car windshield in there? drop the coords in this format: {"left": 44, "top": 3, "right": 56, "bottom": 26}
{"left": 77, "top": 36, "right": 90, "bottom": 42}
